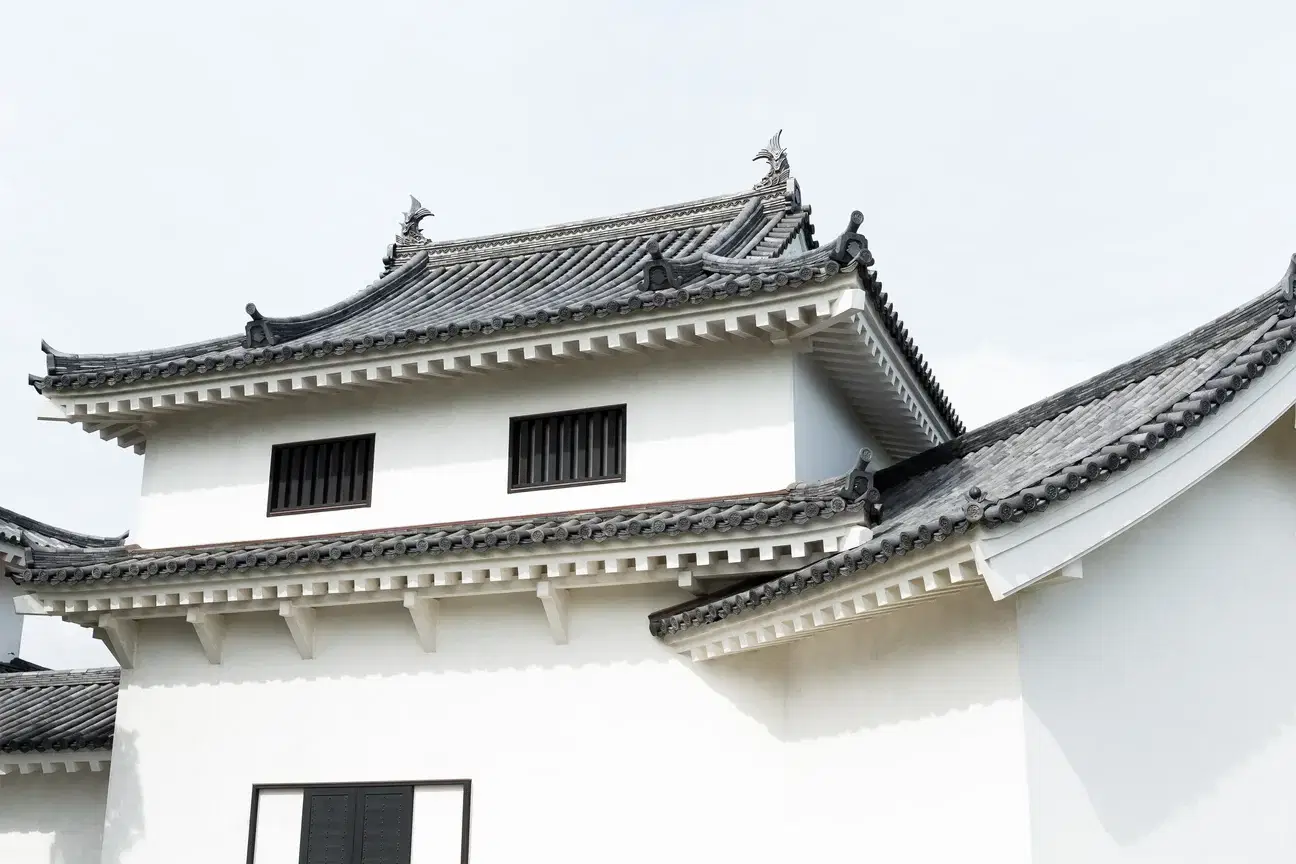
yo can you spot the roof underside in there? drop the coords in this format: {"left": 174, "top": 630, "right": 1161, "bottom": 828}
{"left": 0, "top": 668, "right": 118, "bottom": 753}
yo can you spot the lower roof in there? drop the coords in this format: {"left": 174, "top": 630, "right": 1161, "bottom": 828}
{"left": 0, "top": 668, "right": 119, "bottom": 753}
{"left": 653, "top": 279, "right": 1295, "bottom": 635}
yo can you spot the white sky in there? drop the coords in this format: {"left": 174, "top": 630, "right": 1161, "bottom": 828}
{"left": 2, "top": 1, "right": 1294, "bottom": 667}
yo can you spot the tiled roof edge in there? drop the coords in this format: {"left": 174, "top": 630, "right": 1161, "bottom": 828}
{"left": 0, "top": 668, "right": 120, "bottom": 689}
{"left": 0, "top": 505, "right": 127, "bottom": 549}
{"left": 33, "top": 248, "right": 856, "bottom": 393}
{"left": 650, "top": 303, "right": 1296, "bottom": 637}
{"left": 17, "top": 451, "right": 885, "bottom": 587}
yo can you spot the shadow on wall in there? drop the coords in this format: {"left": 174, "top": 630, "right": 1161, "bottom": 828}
{"left": 99, "top": 728, "right": 144, "bottom": 864}
{"left": 1018, "top": 421, "right": 1296, "bottom": 846}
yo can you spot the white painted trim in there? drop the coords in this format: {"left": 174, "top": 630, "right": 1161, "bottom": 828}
{"left": 975, "top": 349, "right": 1296, "bottom": 600}
{"left": 279, "top": 602, "right": 315, "bottom": 660}
{"left": 536, "top": 582, "right": 570, "bottom": 645}
{"left": 663, "top": 540, "right": 983, "bottom": 659}
{"left": 96, "top": 615, "right": 137, "bottom": 669}
{"left": 0, "top": 750, "right": 111, "bottom": 783}
{"left": 403, "top": 592, "right": 439, "bottom": 653}
{"left": 186, "top": 608, "right": 226, "bottom": 664}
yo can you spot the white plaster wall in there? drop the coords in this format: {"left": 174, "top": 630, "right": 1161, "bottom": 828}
{"left": 783, "top": 588, "right": 1032, "bottom": 863}
{"left": 792, "top": 354, "right": 889, "bottom": 479}
{"left": 1017, "top": 419, "right": 1296, "bottom": 863}
{"left": 0, "top": 770, "right": 109, "bottom": 864}
{"left": 135, "top": 343, "right": 800, "bottom": 548}
{"left": 100, "top": 584, "right": 790, "bottom": 864}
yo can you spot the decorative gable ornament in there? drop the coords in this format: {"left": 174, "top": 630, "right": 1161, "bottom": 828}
{"left": 642, "top": 241, "right": 683, "bottom": 291}
{"left": 397, "top": 195, "right": 434, "bottom": 244}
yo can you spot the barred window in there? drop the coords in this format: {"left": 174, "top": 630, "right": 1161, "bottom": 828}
{"left": 267, "top": 434, "right": 375, "bottom": 516}
{"left": 508, "top": 405, "right": 626, "bottom": 492}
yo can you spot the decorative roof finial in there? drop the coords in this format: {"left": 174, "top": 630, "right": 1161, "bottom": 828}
{"left": 753, "top": 130, "right": 791, "bottom": 190}
{"left": 397, "top": 195, "right": 434, "bottom": 244}
{"left": 1283, "top": 252, "right": 1296, "bottom": 302}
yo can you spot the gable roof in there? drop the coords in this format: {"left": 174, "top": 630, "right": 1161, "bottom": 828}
{"left": 28, "top": 138, "right": 964, "bottom": 440}
{"left": 0, "top": 668, "right": 118, "bottom": 753}
{"left": 651, "top": 279, "right": 1296, "bottom": 636}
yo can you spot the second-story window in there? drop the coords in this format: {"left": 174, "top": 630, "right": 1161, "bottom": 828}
{"left": 267, "top": 434, "right": 375, "bottom": 516}
{"left": 508, "top": 405, "right": 626, "bottom": 492}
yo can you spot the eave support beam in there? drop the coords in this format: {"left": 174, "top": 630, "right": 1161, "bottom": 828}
{"left": 537, "top": 582, "right": 569, "bottom": 645}
{"left": 403, "top": 591, "right": 438, "bottom": 653}
{"left": 97, "top": 615, "right": 137, "bottom": 669}
{"left": 279, "top": 602, "right": 316, "bottom": 659}
{"left": 186, "top": 609, "right": 226, "bottom": 664}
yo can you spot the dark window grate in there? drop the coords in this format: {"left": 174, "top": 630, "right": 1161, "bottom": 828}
{"left": 268, "top": 434, "right": 375, "bottom": 516}
{"left": 508, "top": 405, "right": 626, "bottom": 492}
{"left": 299, "top": 786, "right": 413, "bottom": 864}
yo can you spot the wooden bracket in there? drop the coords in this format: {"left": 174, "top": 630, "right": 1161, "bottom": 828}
{"left": 97, "top": 615, "right": 137, "bottom": 669}
{"left": 536, "top": 582, "right": 569, "bottom": 645}
{"left": 186, "top": 608, "right": 226, "bottom": 665}
{"left": 403, "top": 591, "right": 439, "bottom": 653}
{"left": 279, "top": 601, "right": 316, "bottom": 660}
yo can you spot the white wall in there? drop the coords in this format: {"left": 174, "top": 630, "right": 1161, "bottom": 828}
{"left": 1017, "top": 418, "right": 1296, "bottom": 862}
{"left": 100, "top": 581, "right": 1030, "bottom": 864}
{"left": 792, "top": 354, "right": 888, "bottom": 479}
{"left": 135, "top": 343, "right": 801, "bottom": 548}
{"left": 101, "top": 584, "right": 789, "bottom": 864}
{"left": 783, "top": 588, "right": 1032, "bottom": 863}
{"left": 0, "top": 770, "right": 109, "bottom": 864}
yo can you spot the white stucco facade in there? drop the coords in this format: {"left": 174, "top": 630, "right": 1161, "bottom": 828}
{"left": 0, "top": 770, "right": 109, "bottom": 864}
{"left": 97, "top": 583, "right": 1030, "bottom": 864}
{"left": 132, "top": 344, "right": 882, "bottom": 550}
{"left": 0, "top": 577, "right": 23, "bottom": 661}
{"left": 1016, "top": 418, "right": 1296, "bottom": 863}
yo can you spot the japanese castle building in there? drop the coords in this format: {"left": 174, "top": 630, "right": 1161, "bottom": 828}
{"left": 3, "top": 134, "right": 1296, "bottom": 863}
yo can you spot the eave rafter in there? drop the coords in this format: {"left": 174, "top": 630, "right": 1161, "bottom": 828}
{"left": 0, "top": 750, "right": 111, "bottom": 783}
{"left": 20, "top": 519, "right": 867, "bottom": 662}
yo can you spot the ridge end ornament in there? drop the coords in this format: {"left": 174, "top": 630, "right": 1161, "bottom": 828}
{"left": 397, "top": 195, "right": 434, "bottom": 243}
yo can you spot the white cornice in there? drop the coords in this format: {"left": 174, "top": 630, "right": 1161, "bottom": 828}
{"left": 38, "top": 279, "right": 859, "bottom": 453}
{"left": 662, "top": 539, "right": 983, "bottom": 660}
{"left": 23, "top": 518, "right": 868, "bottom": 662}
{"left": 0, "top": 750, "right": 111, "bottom": 782}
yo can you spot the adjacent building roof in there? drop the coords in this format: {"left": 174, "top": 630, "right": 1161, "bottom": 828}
{"left": 29, "top": 135, "right": 963, "bottom": 437}
{"left": 651, "top": 280, "right": 1296, "bottom": 635}
{"left": 0, "top": 668, "right": 119, "bottom": 753}
{"left": 12, "top": 458, "right": 882, "bottom": 585}
{"left": 0, "top": 506, "right": 126, "bottom": 554}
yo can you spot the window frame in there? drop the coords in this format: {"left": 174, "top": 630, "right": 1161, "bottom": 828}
{"left": 265, "top": 433, "right": 377, "bottom": 518}
{"left": 507, "top": 403, "right": 627, "bottom": 494}
{"left": 245, "top": 779, "right": 472, "bottom": 864}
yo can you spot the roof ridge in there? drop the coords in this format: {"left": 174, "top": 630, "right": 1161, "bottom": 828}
{"left": 392, "top": 187, "right": 788, "bottom": 264}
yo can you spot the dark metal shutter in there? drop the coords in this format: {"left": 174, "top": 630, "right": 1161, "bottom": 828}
{"left": 355, "top": 786, "right": 413, "bottom": 864}
{"left": 509, "top": 405, "right": 626, "bottom": 491}
{"left": 269, "top": 434, "right": 375, "bottom": 515}
{"left": 300, "top": 789, "right": 356, "bottom": 864}
{"left": 299, "top": 786, "right": 413, "bottom": 864}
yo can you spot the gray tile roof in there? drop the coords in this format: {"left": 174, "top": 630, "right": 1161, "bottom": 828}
{"left": 12, "top": 454, "right": 883, "bottom": 586}
{"left": 650, "top": 285, "right": 1296, "bottom": 636}
{"left": 0, "top": 506, "right": 127, "bottom": 552}
{"left": 0, "top": 668, "right": 118, "bottom": 753}
{"left": 29, "top": 162, "right": 964, "bottom": 436}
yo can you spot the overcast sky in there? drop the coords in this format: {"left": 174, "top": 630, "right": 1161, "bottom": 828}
{"left": 2, "top": 1, "right": 1294, "bottom": 667}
